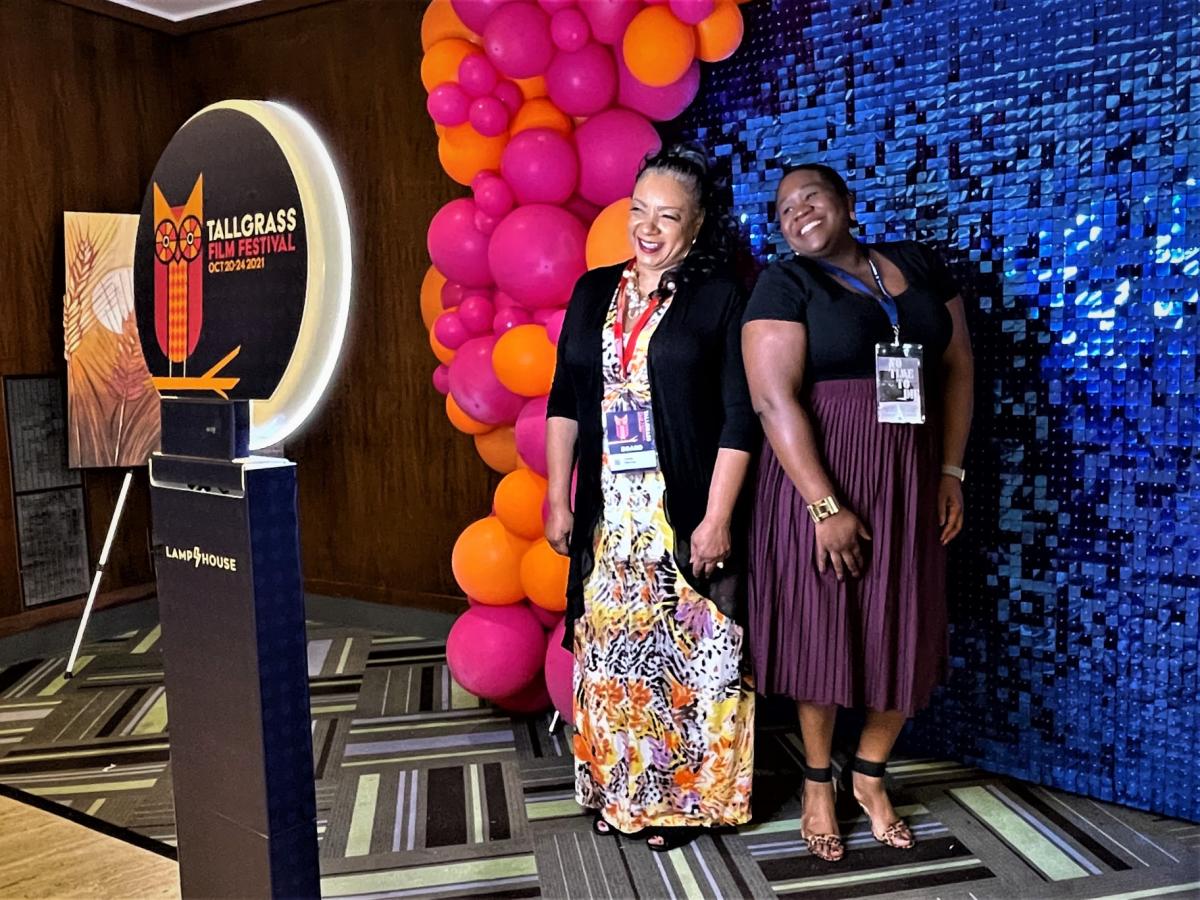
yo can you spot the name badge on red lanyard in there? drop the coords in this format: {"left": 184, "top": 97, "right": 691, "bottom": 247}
{"left": 603, "top": 272, "right": 660, "bottom": 472}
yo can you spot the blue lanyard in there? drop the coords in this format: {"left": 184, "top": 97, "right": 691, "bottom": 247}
{"left": 815, "top": 252, "right": 901, "bottom": 344}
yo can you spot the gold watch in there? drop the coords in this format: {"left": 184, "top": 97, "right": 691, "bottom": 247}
{"left": 807, "top": 496, "right": 840, "bottom": 524}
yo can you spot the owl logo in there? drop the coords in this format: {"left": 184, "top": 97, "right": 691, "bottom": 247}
{"left": 150, "top": 174, "right": 239, "bottom": 397}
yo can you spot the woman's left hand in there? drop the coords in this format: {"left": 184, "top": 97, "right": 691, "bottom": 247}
{"left": 939, "top": 475, "right": 965, "bottom": 545}
{"left": 691, "top": 516, "right": 732, "bottom": 578}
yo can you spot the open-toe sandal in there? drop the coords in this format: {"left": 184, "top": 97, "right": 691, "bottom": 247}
{"left": 800, "top": 765, "right": 845, "bottom": 862}
{"left": 850, "top": 756, "right": 915, "bottom": 850}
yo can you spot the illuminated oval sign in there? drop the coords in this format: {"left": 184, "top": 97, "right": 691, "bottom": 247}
{"left": 134, "top": 100, "right": 351, "bottom": 450}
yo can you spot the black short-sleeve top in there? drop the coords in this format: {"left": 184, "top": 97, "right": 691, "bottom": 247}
{"left": 743, "top": 240, "right": 959, "bottom": 385}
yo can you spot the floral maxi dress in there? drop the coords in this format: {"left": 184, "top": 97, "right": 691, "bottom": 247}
{"left": 572, "top": 271, "right": 755, "bottom": 832}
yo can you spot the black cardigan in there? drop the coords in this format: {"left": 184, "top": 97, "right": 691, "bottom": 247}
{"left": 546, "top": 262, "right": 759, "bottom": 649}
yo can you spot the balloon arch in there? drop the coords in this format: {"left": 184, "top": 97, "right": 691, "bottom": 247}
{"left": 418, "top": 0, "right": 749, "bottom": 721}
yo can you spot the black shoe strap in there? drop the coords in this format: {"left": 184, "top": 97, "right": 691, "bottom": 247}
{"left": 803, "top": 764, "right": 833, "bottom": 783}
{"left": 852, "top": 756, "right": 887, "bottom": 778}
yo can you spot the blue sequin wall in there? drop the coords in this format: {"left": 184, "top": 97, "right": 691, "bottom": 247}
{"left": 677, "top": 0, "right": 1199, "bottom": 820}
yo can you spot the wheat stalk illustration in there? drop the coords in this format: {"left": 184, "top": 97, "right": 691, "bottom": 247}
{"left": 110, "top": 313, "right": 151, "bottom": 464}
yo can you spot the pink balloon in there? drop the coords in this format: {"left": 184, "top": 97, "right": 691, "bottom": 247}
{"left": 474, "top": 174, "right": 516, "bottom": 218}
{"left": 494, "top": 306, "right": 533, "bottom": 333}
{"left": 543, "top": 308, "right": 567, "bottom": 343}
{"left": 546, "top": 43, "right": 616, "bottom": 117}
{"left": 527, "top": 600, "right": 563, "bottom": 630}
{"left": 617, "top": 46, "right": 701, "bottom": 122}
{"left": 474, "top": 209, "right": 499, "bottom": 235}
{"left": 564, "top": 194, "right": 602, "bottom": 224}
{"left": 449, "top": 336, "right": 527, "bottom": 424}
{"left": 582, "top": 0, "right": 640, "bottom": 43}
{"left": 446, "top": 604, "right": 546, "bottom": 700}
{"left": 494, "top": 80, "right": 524, "bottom": 114}
{"left": 531, "top": 308, "right": 557, "bottom": 325}
{"left": 434, "top": 310, "right": 471, "bottom": 349}
{"left": 458, "top": 52, "right": 499, "bottom": 97}
{"left": 433, "top": 364, "right": 451, "bottom": 395}
{"left": 469, "top": 95, "right": 511, "bottom": 136}
{"left": 427, "top": 82, "right": 470, "bottom": 126}
{"left": 500, "top": 128, "right": 579, "bottom": 205}
{"left": 488, "top": 205, "right": 587, "bottom": 308}
{"left": 429, "top": 198, "right": 493, "bottom": 287}
{"left": 550, "top": 8, "right": 590, "bottom": 51}
{"left": 451, "top": 0, "right": 509, "bottom": 33}
{"left": 575, "top": 108, "right": 663, "bottom": 206}
{"left": 494, "top": 675, "right": 552, "bottom": 714}
{"left": 483, "top": 2, "right": 554, "bottom": 79}
{"left": 538, "top": 0, "right": 574, "bottom": 11}
{"left": 515, "top": 394, "right": 549, "bottom": 475}
{"left": 544, "top": 619, "right": 575, "bottom": 723}
{"left": 459, "top": 294, "right": 496, "bottom": 334}
{"left": 668, "top": 0, "right": 715, "bottom": 24}
{"left": 442, "top": 280, "right": 466, "bottom": 309}
{"left": 493, "top": 290, "right": 521, "bottom": 310}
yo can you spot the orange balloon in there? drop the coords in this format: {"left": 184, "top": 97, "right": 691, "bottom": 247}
{"left": 515, "top": 75, "right": 548, "bottom": 100}
{"left": 510, "top": 98, "right": 573, "bottom": 137}
{"left": 430, "top": 326, "right": 456, "bottom": 365}
{"left": 447, "top": 393, "right": 493, "bottom": 435}
{"left": 452, "top": 516, "right": 532, "bottom": 604}
{"left": 421, "top": 0, "right": 476, "bottom": 51}
{"left": 421, "top": 37, "right": 476, "bottom": 92}
{"left": 475, "top": 426, "right": 519, "bottom": 473}
{"left": 695, "top": 1, "right": 744, "bottom": 63}
{"left": 520, "top": 538, "right": 569, "bottom": 612}
{"left": 438, "top": 122, "right": 508, "bottom": 186}
{"left": 421, "top": 266, "right": 447, "bottom": 330}
{"left": 492, "top": 324, "right": 557, "bottom": 397}
{"left": 586, "top": 198, "right": 634, "bottom": 270}
{"left": 623, "top": 7, "right": 696, "bottom": 88}
{"left": 494, "top": 469, "right": 548, "bottom": 541}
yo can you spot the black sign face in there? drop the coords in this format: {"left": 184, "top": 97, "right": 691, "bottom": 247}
{"left": 134, "top": 107, "right": 308, "bottom": 401}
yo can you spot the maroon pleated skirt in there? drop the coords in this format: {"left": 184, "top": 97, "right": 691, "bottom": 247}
{"left": 748, "top": 379, "right": 947, "bottom": 716}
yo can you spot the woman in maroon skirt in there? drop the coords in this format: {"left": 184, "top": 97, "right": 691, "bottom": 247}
{"left": 741, "top": 164, "right": 974, "bottom": 862}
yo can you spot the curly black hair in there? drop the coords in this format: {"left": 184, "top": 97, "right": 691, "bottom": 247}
{"left": 635, "top": 143, "right": 736, "bottom": 300}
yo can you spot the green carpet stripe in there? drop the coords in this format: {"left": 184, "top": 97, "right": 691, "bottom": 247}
{"left": 342, "top": 747, "right": 513, "bottom": 766}
{"left": 451, "top": 676, "right": 476, "bottom": 710}
{"left": 1090, "top": 882, "right": 1200, "bottom": 900}
{"left": 39, "top": 657, "right": 93, "bottom": 697}
{"left": 320, "top": 853, "right": 537, "bottom": 895}
{"left": 527, "top": 798, "right": 582, "bottom": 820}
{"left": 952, "top": 786, "right": 1088, "bottom": 881}
{"left": 130, "top": 626, "right": 161, "bottom": 655}
{"left": 774, "top": 856, "right": 983, "bottom": 892}
{"left": 0, "top": 743, "right": 169, "bottom": 764}
{"left": 350, "top": 716, "right": 497, "bottom": 734}
{"left": 132, "top": 693, "right": 168, "bottom": 736}
{"left": 469, "top": 763, "right": 484, "bottom": 843}
{"left": 668, "top": 847, "right": 706, "bottom": 900}
{"left": 346, "top": 773, "right": 380, "bottom": 857}
{"left": 335, "top": 640, "right": 354, "bottom": 674}
{"left": 30, "top": 779, "right": 158, "bottom": 796}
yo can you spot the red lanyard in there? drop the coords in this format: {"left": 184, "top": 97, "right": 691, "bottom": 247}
{"left": 613, "top": 271, "right": 659, "bottom": 377}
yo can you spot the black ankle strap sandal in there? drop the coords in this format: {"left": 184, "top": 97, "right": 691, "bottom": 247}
{"left": 804, "top": 764, "right": 834, "bottom": 783}
{"left": 850, "top": 756, "right": 887, "bottom": 778}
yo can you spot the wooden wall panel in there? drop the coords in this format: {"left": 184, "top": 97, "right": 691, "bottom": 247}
{"left": 182, "top": 1, "right": 494, "bottom": 609}
{"left": 0, "top": 0, "right": 185, "bottom": 622}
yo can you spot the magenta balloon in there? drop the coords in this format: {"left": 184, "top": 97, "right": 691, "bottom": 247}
{"left": 434, "top": 310, "right": 471, "bottom": 349}
{"left": 527, "top": 600, "right": 562, "bottom": 630}
{"left": 494, "top": 80, "right": 525, "bottom": 114}
{"left": 428, "top": 198, "right": 493, "bottom": 287}
{"left": 474, "top": 174, "right": 516, "bottom": 218}
{"left": 459, "top": 294, "right": 496, "bottom": 334}
{"left": 493, "top": 306, "right": 533, "bottom": 333}
{"left": 449, "top": 336, "right": 527, "bottom": 424}
{"left": 500, "top": 128, "right": 579, "bottom": 205}
{"left": 493, "top": 290, "right": 520, "bottom": 310}
{"left": 546, "top": 43, "right": 616, "bottom": 117}
{"left": 446, "top": 604, "right": 546, "bottom": 700}
{"left": 616, "top": 45, "right": 701, "bottom": 122}
{"left": 469, "top": 95, "right": 511, "bottom": 136}
{"left": 531, "top": 308, "right": 556, "bottom": 325}
{"left": 442, "top": 280, "right": 466, "bottom": 309}
{"left": 550, "top": 8, "right": 590, "bottom": 51}
{"left": 582, "top": 0, "right": 640, "bottom": 43}
{"left": 564, "top": 193, "right": 602, "bottom": 224}
{"left": 474, "top": 209, "right": 499, "bottom": 235}
{"left": 458, "top": 52, "right": 499, "bottom": 97}
{"left": 538, "top": 0, "right": 574, "bottom": 11}
{"left": 494, "top": 675, "right": 552, "bottom": 714}
{"left": 488, "top": 205, "right": 587, "bottom": 308}
{"left": 427, "top": 82, "right": 470, "bottom": 126}
{"left": 574, "top": 108, "right": 663, "bottom": 206}
{"left": 515, "top": 394, "right": 549, "bottom": 475}
{"left": 544, "top": 619, "right": 575, "bottom": 723}
{"left": 450, "top": 0, "right": 508, "bottom": 33}
{"left": 432, "top": 364, "right": 451, "bottom": 395}
{"left": 543, "top": 308, "right": 567, "bottom": 343}
{"left": 668, "top": 0, "right": 715, "bottom": 24}
{"left": 483, "top": 2, "right": 554, "bottom": 79}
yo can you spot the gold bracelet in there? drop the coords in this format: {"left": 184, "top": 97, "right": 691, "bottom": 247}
{"left": 807, "top": 496, "right": 840, "bottom": 524}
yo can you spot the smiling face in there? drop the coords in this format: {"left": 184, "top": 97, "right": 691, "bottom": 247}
{"left": 628, "top": 170, "right": 704, "bottom": 277}
{"left": 775, "top": 168, "right": 855, "bottom": 258}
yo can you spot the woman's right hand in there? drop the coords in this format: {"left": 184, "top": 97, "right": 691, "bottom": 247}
{"left": 545, "top": 505, "right": 574, "bottom": 557}
{"left": 814, "top": 510, "right": 872, "bottom": 581}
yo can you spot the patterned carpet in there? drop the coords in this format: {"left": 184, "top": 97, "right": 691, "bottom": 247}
{"left": 0, "top": 617, "right": 1196, "bottom": 899}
